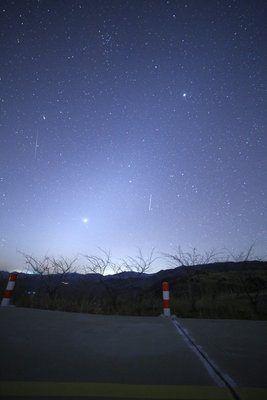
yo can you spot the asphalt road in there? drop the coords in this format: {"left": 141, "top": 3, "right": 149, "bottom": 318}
{"left": 0, "top": 307, "right": 266, "bottom": 400}
{"left": 179, "top": 318, "right": 267, "bottom": 388}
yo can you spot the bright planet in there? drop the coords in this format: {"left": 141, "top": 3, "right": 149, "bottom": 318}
{"left": 0, "top": 0, "right": 266, "bottom": 271}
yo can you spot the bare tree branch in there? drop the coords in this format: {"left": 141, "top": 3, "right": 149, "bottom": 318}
{"left": 224, "top": 243, "right": 256, "bottom": 262}
{"left": 162, "top": 246, "right": 219, "bottom": 312}
{"left": 121, "top": 248, "right": 157, "bottom": 274}
{"left": 83, "top": 248, "right": 120, "bottom": 276}
{"left": 18, "top": 251, "right": 78, "bottom": 298}
{"left": 162, "top": 246, "right": 219, "bottom": 268}
{"left": 82, "top": 249, "right": 121, "bottom": 311}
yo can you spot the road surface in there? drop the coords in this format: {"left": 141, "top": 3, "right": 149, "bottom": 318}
{"left": 0, "top": 307, "right": 266, "bottom": 400}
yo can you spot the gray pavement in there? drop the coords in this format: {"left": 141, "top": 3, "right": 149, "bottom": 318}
{"left": 0, "top": 308, "right": 214, "bottom": 385}
{"left": 0, "top": 307, "right": 266, "bottom": 400}
{"left": 178, "top": 318, "right": 267, "bottom": 388}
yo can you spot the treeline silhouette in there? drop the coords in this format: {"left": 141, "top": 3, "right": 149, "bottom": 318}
{"left": 1, "top": 246, "right": 267, "bottom": 319}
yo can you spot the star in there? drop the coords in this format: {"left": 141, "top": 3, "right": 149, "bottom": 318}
{"left": 1, "top": 0, "right": 266, "bottom": 271}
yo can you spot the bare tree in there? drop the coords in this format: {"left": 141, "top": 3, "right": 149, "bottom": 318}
{"left": 118, "top": 248, "right": 158, "bottom": 308}
{"left": 163, "top": 246, "right": 218, "bottom": 268}
{"left": 224, "top": 243, "right": 256, "bottom": 262}
{"left": 163, "top": 246, "right": 219, "bottom": 312}
{"left": 83, "top": 248, "right": 121, "bottom": 311}
{"left": 82, "top": 248, "right": 157, "bottom": 312}
{"left": 121, "top": 248, "right": 157, "bottom": 274}
{"left": 19, "top": 252, "right": 77, "bottom": 299}
{"left": 83, "top": 248, "right": 120, "bottom": 275}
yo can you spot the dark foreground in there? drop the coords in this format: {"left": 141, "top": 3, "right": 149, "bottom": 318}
{"left": 0, "top": 307, "right": 266, "bottom": 400}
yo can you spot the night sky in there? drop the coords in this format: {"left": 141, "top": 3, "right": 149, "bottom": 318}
{"left": 1, "top": 0, "right": 267, "bottom": 272}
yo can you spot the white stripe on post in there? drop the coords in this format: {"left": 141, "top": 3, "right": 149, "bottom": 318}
{"left": 162, "top": 281, "right": 171, "bottom": 316}
{"left": 6, "top": 281, "right": 16, "bottom": 291}
{"left": 1, "top": 272, "right": 18, "bottom": 306}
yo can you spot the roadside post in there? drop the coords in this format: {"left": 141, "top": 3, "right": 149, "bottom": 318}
{"left": 162, "top": 281, "right": 171, "bottom": 316}
{"left": 1, "top": 272, "right": 18, "bottom": 306}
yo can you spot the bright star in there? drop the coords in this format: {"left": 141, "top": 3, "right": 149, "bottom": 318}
{"left": 83, "top": 218, "right": 88, "bottom": 224}
{"left": 183, "top": 93, "right": 187, "bottom": 97}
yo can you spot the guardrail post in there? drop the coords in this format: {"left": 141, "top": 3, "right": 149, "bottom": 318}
{"left": 1, "top": 272, "right": 18, "bottom": 306}
{"left": 162, "top": 281, "right": 171, "bottom": 316}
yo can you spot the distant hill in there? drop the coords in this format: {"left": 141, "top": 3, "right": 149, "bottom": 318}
{"left": 1, "top": 260, "right": 266, "bottom": 287}
{"left": 1, "top": 261, "right": 266, "bottom": 319}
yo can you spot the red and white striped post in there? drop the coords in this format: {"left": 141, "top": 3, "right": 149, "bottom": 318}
{"left": 1, "top": 272, "right": 18, "bottom": 306}
{"left": 162, "top": 281, "right": 171, "bottom": 316}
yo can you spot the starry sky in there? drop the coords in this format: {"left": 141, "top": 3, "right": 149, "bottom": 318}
{"left": 1, "top": 0, "right": 267, "bottom": 272}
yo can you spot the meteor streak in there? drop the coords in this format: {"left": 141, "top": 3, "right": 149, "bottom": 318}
{"left": 149, "top": 194, "right": 152, "bottom": 211}
{"left": 34, "top": 132, "right": 39, "bottom": 159}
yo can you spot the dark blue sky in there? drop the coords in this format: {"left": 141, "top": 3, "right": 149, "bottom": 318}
{"left": 1, "top": 0, "right": 266, "bottom": 272}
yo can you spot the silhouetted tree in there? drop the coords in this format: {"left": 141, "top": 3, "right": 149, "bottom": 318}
{"left": 19, "top": 252, "right": 77, "bottom": 299}
{"left": 83, "top": 248, "right": 121, "bottom": 312}
{"left": 83, "top": 248, "right": 158, "bottom": 312}
{"left": 224, "top": 243, "right": 256, "bottom": 262}
{"left": 163, "top": 246, "right": 219, "bottom": 311}
{"left": 163, "top": 246, "right": 218, "bottom": 267}
{"left": 119, "top": 248, "right": 158, "bottom": 304}
{"left": 120, "top": 248, "right": 157, "bottom": 274}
